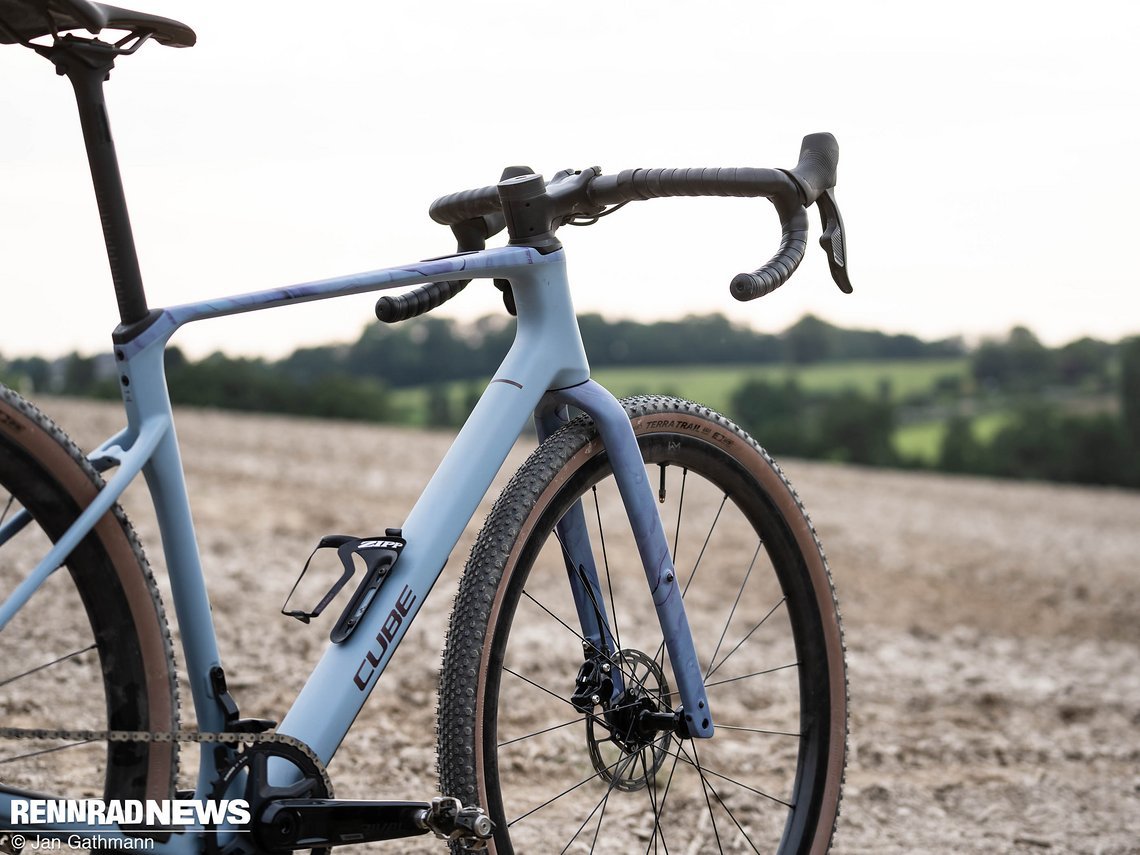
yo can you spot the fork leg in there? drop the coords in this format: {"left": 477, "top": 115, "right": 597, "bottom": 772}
{"left": 534, "top": 405, "right": 621, "bottom": 667}
{"left": 537, "top": 384, "right": 714, "bottom": 738}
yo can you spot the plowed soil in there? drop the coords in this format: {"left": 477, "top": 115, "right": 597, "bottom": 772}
{"left": 16, "top": 398, "right": 1140, "bottom": 853}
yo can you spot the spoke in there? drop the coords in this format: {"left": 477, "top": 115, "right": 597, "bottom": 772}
{"left": 0, "top": 738, "right": 98, "bottom": 765}
{"left": 1, "top": 494, "right": 14, "bottom": 527}
{"left": 503, "top": 665, "right": 580, "bottom": 709}
{"left": 574, "top": 561, "right": 620, "bottom": 659}
{"left": 0, "top": 504, "right": 34, "bottom": 549}
{"left": 671, "top": 468, "right": 687, "bottom": 559}
{"left": 715, "top": 724, "right": 801, "bottom": 738}
{"left": 502, "top": 666, "right": 658, "bottom": 728}
{"left": 681, "top": 492, "right": 728, "bottom": 597}
{"left": 587, "top": 776, "right": 615, "bottom": 854}
{"left": 498, "top": 715, "right": 585, "bottom": 749}
{"left": 654, "top": 491, "right": 728, "bottom": 670}
{"left": 521, "top": 585, "right": 586, "bottom": 644}
{"left": 679, "top": 742, "right": 764, "bottom": 855}
{"left": 0, "top": 643, "right": 98, "bottom": 688}
{"left": 640, "top": 750, "right": 659, "bottom": 855}
{"left": 642, "top": 746, "right": 670, "bottom": 855}
{"left": 688, "top": 740, "right": 724, "bottom": 852}
{"left": 703, "top": 661, "right": 799, "bottom": 691}
{"left": 656, "top": 660, "right": 798, "bottom": 705}
{"left": 706, "top": 541, "right": 762, "bottom": 679}
{"left": 518, "top": 590, "right": 642, "bottom": 691}
{"left": 665, "top": 741, "right": 792, "bottom": 809}
{"left": 705, "top": 596, "right": 786, "bottom": 682}
{"left": 644, "top": 741, "right": 682, "bottom": 855}
{"left": 508, "top": 750, "right": 639, "bottom": 828}
{"left": 557, "top": 741, "right": 671, "bottom": 853}
{"left": 551, "top": 526, "right": 624, "bottom": 660}
{"left": 547, "top": 498, "right": 629, "bottom": 669}
{"left": 704, "top": 780, "right": 764, "bottom": 855}
{"left": 561, "top": 762, "right": 624, "bottom": 855}
{"left": 591, "top": 486, "right": 624, "bottom": 654}
{"left": 520, "top": 585, "right": 591, "bottom": 649}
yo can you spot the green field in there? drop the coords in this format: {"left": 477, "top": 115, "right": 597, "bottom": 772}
{"left": 379, "top": 360, "right": 1027, "bottom": 469}
{"left": 894, "top": 411, "right": 1013, "bottom": 463}
{"left": 392, "top": 358, "right": 969, "bottom": 427}
{"left": 591, "top": 358, "right": 969, "bottom": 414}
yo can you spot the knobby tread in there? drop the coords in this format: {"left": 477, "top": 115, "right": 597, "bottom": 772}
{"left": 436, "top": 395, "right": 847, "bottom": 851}
{"left": 0, "top": 384, "right": 180, "bottom": 794}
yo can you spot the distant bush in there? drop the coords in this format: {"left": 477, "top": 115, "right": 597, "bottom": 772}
{"left": 165, "top": 350, "right": 392, "bottom": 422}
{"left": 729, "top": 379, "right": 897, "bottom": 466}
{"left": 938, "top": 415, "right": 988, "bottom": 474}
{"left": 935, "top": 406, "right": 1139, "bottom": 489}
{"left": 728, "top": 378, "right": 815, "bottom": 457}
{"left": 1121, "top": 337, "right": 1140, "bottom": 448}
{"left": 731, "top": 368, "right": 1139, "bottom": 488}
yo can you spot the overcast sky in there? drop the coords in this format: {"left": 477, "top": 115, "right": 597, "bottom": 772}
{"left": 1, "top": 0, "right": 1137, "bottom": 359}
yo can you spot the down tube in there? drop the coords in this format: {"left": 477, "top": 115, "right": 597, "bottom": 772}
{"left": 277, "top": 381, "right": 540, "bottom": 760}
{"left": 277, "top": 263, "right": 588, "bottom": 763}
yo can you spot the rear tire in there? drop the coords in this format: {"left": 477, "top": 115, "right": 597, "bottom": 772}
{"left": 0, "top": 386, "right": 178, "bottom": 801}
{"left": 439, "top": 396, "right": 846, "bottom": 853}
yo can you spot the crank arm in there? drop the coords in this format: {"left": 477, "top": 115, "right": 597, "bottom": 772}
{"left": 257, "top": 797, "right": 492, "bottom": 850}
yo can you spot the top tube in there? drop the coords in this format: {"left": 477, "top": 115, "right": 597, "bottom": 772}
{"left": 114, "top": 245, "right": 553, "bottom": 357}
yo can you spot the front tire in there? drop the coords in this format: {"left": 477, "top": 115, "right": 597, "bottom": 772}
{"left": 439, "top": 396, "right": 846, "bottom": 853}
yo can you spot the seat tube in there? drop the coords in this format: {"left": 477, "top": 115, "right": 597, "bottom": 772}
{"left": 550, "top": 382, "right": 715, "bottom": 739}
{"left": 46, "top": 40, "right": 150, "bottom": 326}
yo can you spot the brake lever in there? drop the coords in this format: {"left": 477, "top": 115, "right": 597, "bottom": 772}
{"left": 815, "top": 188, "right": 852, "bottom": 293}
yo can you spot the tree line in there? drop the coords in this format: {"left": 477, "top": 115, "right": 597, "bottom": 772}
{"left": 2, "top": 315, "right": 1136, "bottom": 489}
{"left": 0, "top": 313, "right": 962, "bottom": 418}
{"left": 728, "top": 326, "right": 1139, "bottom": 488}
{"left": 278, "top": 312, "right": 964, "bottom": 389}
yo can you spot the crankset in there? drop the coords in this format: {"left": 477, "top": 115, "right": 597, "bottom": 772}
{"left": 256, "top": 796, "right": 492, "bottom": 852}
{"left": 211, "top": 742, "right": 492, "bottom": 852}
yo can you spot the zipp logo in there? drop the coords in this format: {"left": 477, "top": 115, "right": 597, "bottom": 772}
{"left": 353, "top": 584, "right": 417, "bottom": 690}
{"left": 357, "top": 539, "right": 403, "bottom": 550}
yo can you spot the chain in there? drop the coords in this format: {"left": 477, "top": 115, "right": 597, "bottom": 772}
{"left": 0, "top": 726, "right": 332, "bottom": 797}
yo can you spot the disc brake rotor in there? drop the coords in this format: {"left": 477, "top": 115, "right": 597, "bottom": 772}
{"left": 585, "top": 648, "right": 672, "bottom": 792}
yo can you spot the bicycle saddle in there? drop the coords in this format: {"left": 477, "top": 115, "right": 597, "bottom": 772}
{"left": 0, "top": 0, "right": 194, "bottom": 47}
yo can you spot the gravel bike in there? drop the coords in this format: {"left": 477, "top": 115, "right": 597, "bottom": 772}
{"left": 0, "top": 2, "right": 852, "bottom": 852}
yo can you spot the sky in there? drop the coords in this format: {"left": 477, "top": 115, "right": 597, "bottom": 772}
{"left": 1, "top": 0, "right": 1138, "bottom": 360}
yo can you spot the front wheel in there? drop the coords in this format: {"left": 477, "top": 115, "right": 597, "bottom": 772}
{"left": 439, "top": 396, "right": 846, "bottom": 854}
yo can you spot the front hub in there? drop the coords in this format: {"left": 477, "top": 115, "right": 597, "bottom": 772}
{"left": 584, "top": 648, "right": 674, "bottom": 791}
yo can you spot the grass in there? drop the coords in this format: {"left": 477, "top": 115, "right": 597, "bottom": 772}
{"left": 894, "top": 411, "right": 1015, "bottom": 463}
{"left": 371, "top": 361, "right": 1042, "bottom": 472}
{"left": 592, "top": 358, "right": 969, "bottom": 414}
{"left": 388, "top": 381, "right": 487, "bottom": 427}
{"left": 390, "top": 358, "right": 970, "bottom": 427}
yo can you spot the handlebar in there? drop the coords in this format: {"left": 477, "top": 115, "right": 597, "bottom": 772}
{"left": 377, "top": 133, "right": 851, "bottom": 323}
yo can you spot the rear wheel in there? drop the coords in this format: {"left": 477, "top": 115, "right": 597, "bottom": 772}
{"left": 439, "top": 397, "right": 846, "bottom": 853}
{"left": 0, "top": 386, "right": 177, "bottom": 802}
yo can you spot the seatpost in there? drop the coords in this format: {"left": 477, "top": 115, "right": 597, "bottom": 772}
{"left": 39, "top": 39, "right": 152, "bottom": 330}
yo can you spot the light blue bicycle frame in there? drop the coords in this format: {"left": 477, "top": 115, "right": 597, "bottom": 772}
{"left": 0, "top": 244, "right": 712, "bottom": 849}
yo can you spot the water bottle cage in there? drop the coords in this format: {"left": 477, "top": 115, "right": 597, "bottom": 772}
{"left": 282, "top": 531, "right": 406, "bottom": 643}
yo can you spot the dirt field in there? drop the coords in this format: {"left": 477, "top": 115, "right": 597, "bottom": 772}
{"left": 11, "top": 397, "right": 1140, "bottom": 853}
